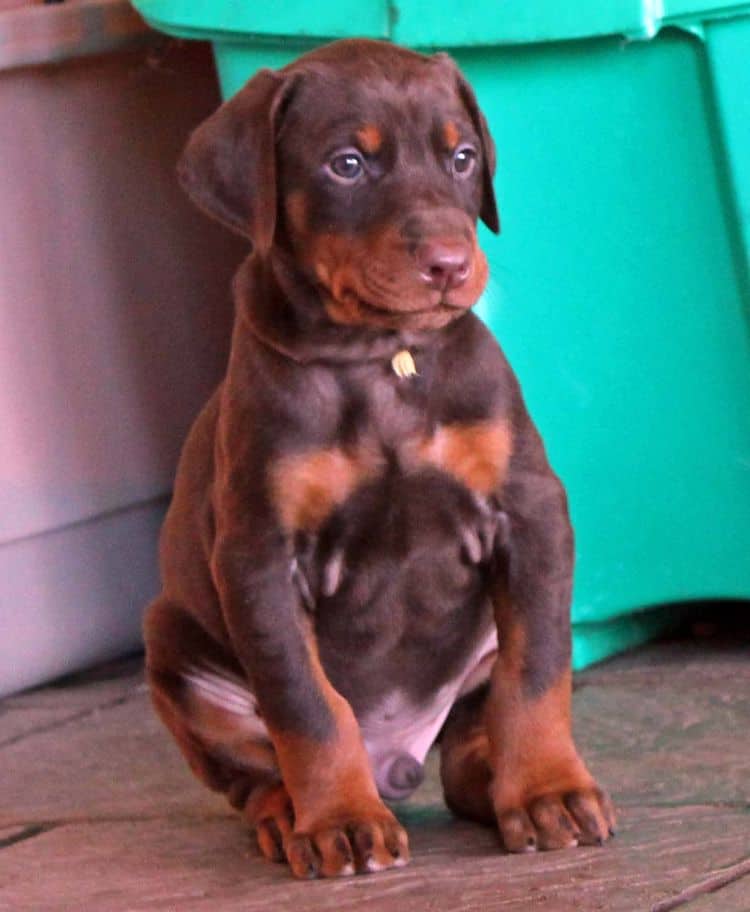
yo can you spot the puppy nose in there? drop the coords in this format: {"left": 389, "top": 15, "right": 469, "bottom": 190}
{"left": 417, "top": 240, "right": 471, "bottom": 291}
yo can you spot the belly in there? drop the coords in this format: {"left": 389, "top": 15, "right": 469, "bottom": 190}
{"left": 181, "top": 623, "right": 497, "bottom": 802}
{"left": 358, "top": 625, "right": 498, "bottom": 800}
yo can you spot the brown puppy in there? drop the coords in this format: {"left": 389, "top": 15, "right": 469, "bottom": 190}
{"left": 144, "top": 38, "right": 615, "bottom": 880}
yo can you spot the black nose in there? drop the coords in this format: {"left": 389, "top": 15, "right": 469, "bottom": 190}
{"left": 417, "top": 240, "right": 471, "bottom": 291}
{"left": 388, "top": 753, "right": 425, "bottom": 792}
{"left": 375, "top": 751, "right": 425, "bottom": 800}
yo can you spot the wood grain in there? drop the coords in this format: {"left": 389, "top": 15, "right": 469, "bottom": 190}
{"left": 0, "top": 806, "right": 749, "bottom": 911}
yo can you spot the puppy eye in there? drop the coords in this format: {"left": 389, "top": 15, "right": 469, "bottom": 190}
{"left": 452, "top": 145, "right": 477, "bottom": 177}
{"left": 327, "top": 150, "right": 365, "bottom": 182}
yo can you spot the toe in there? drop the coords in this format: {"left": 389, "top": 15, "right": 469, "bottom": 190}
{"left": 314, "top": 828, "right": 355, "bottom": 877}
{"left": 348, "top": 820, "right": 401, "bottom": 873}
{"left": 528, "top": 796, "right": 580, "bottom": 850}
{"left": 598, "top": 787, "right": 618, "bottom": 835}
{"left": 497, "top": 808, "right": 538, "bottom": 853}
{"left": 564, "top": 789, "right": 614, "bottom": 846}
{"left": 382, "top": 819, "right": 410, "bottom": 867}
{"left": 256, "top": 817, "right": 285, "bottom": 863}
{"left": 285, "top": 834, "right": 322, "bottom": 879}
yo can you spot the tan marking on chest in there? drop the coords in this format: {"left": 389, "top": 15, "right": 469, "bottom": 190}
{"left": 270, "top": 446, "right": 379, "bottom": 533}
{"left": 419, "top": 419, "right": 513, "bottom": 494}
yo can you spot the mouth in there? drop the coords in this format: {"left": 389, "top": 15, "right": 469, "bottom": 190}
{"left": 357, "top": 295, "right": 449, "bottom": 316}
{"left": 328, "top": 286, "right": 470, "bottom": 319}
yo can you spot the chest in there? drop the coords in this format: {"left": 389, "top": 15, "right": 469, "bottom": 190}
{"left": 269, "top": 350, "right": 511, "bottom": 535}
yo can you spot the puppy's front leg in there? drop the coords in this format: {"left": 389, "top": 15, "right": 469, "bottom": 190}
{"left": 212, "top": 518, "right": 408, "bottom": 878}
{"left": 487, "top": 417, "right": 616, "bottom": 853}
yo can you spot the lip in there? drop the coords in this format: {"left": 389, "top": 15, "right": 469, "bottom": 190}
{"left": 337, "top": 289, "right": 469, "bottom": 317}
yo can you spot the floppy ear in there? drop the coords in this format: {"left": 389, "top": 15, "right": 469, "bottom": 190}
{"left": 457, "top": 74, "right": 500, "bottom": 234}
{"left": 177, "top": 68, "right": 294, "bottom": 251}
{"left": 434, "top": 54, "right": 500, "bottom": 234}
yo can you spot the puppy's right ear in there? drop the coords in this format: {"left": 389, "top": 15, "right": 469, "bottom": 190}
{"left": 177, "top": 69, "right": 295, "bottom": 252}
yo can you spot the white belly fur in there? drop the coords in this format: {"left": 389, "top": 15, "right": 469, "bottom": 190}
{"left": 359, "top": 625, "right": 498, "bottom": 768}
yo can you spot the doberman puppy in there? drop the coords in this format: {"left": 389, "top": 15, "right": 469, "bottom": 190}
{"left": 144, "top": 38, "right": 615, "bottom": 879}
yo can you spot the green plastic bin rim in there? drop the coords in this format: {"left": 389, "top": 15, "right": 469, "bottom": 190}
{"left": 132, "top": 0, "right": 750, "bottom": 46}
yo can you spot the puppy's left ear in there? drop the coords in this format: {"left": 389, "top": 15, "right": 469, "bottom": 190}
{"left": 177, "top": 68, "right": 298, "bottom": 252}
{"left": 434, "top": 53, "right": 500, "bottom": 234}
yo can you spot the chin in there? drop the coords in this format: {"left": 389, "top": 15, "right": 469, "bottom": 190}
{"left": 323, "top": 292, "right": 472, "bottom": 332}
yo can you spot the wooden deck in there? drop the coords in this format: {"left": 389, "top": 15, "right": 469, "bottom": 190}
{"left": 1, "top": 615, "right": 748, "bottom": 911}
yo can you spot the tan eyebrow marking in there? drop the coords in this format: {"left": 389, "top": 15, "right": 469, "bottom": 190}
{"left": 442, "top": 120, "right": 461, "bottom": 151}
{"left": 356, "top": 124, "right": 383, "bottom": 155}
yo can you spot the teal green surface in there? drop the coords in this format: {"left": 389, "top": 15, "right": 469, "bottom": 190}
{"left": 130, "top": 2, "right": 750, "bottom": 668}
{"left": 134, "top": 0, "right": 750, "bottom": 44}
{"left": 468, "top": 33, "right": 750, "bottom": 627}
{"left": 132, "top": 0, "right": 388, "bottom": 42}
{"left": 704, "top": 17, "right": 750, "bottom": 267}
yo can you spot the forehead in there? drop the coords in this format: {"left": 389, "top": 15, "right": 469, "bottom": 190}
{"left": 283, "top": 64, "right": 471, "bottom": 144}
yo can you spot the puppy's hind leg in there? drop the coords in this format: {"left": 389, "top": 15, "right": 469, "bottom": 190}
{"left": 439, "top": 683, "right": 495, "bottom": 826}
{"left": 144, "top": 597, "right": 293, "bottom": 861}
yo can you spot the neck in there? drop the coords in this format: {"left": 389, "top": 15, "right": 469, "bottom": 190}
{"left": 232, "top": 249, "right": 459, "bottom": 366}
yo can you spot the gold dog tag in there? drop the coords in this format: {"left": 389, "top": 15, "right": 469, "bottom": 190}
{"left": 391, "top": 349, "right": 417, "bottom": 379}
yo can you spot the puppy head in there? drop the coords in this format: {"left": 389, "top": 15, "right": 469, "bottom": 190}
{"left": 179, "top": 39, "right": 499, "bottom": 330}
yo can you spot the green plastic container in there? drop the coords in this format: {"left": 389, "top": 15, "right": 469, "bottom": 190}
{"left": 132, "top": 0, "right": 750, "bottom": 668}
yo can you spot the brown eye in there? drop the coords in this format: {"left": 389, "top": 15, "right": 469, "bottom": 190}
{"left": 328, "top": 150, "right": 365, "bottom": 182}
{"left": 453, "top": 145, "right": 477, "bottom": 177}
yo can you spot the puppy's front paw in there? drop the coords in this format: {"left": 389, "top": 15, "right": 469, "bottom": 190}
{"left": 494, "top": 777, "right": 616, "bottom": 853}
{"left": 286, "top": 805, "right": 409, "bottom": 879}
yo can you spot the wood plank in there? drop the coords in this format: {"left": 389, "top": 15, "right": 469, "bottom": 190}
{"left": 573, "top": 672, "right": 750, "bottom": 808}
{"left": 0, "top": 805, "right": 748, "bottom": 912}
{"left": 2, "top": 641, "right": 748, "bottom": 910}
{"left": 0, "top": 823, "right": 47, "bottom": 849}
{"left": 575, "top": 634, "right": 750, "bottom": 688}
{"left": 1, "top": 656, "right": 144, "bottom": 712}
{"left": 0, "top": 692, "right": 227, "bottom": 827}
{"left": 0, "top": 706, "right": 85, "bottom": 748}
